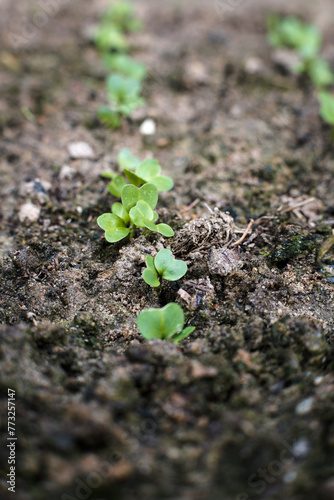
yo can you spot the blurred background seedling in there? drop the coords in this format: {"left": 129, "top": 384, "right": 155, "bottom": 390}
{"left": 94, "top": 1, "right": 147, "bottom": 129}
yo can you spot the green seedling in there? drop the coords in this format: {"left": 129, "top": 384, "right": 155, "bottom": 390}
{"left": 94, "top": 25, "right": 129, "bottom": 53}
{"left": 102, "top": 1, "right": 143, "bottom": 33}
{"left": 98, "top": 107, "right": 122, "bottom": 129}
{"left": 318, "top": 91, "right": 334, "bottom": 137}
{"left": 124, "top": 159, "right": 174, "bottom": 191}
{"left": 101, "top": 171, "right": 127, "bottom": 197}
{"left": 101, "top": 149, "right": 141, "bottom": 196}
{"left": 267, "top": 15, "right": 334, "bottom": 88}
{"left": 319, "top": 91, "right": 334, "bottom": 124}
{"left": 98, "top": 74, "right": 145, "bottom": 129}
{"left": 137, "top": 303, "right": 195, "bottom": 344}
{"left": 121, "top": 183, "right": 158, "bottom": 212}
{"left": 123, "top": 185, "right": 174, "bottom": 236}
{"left": 94, "top": 2, "right": 147, "bottom": 130}
{"left": 306, "top": 58, "right": 334, "bottom": 88}
{"left": 267, "top": 15, "right": 321, "bottom": 60}
{"left": 117, "top": 148, "right": 141, "bottom": 171}
{"left": 107, "top": 73, "right": 145, "bottom": 114}
{"left": 103, "top": 54, "right": 147, "bottom": 81}
{"left": 142, "top": 249, "right": 187, "bottom": 287}
{"left": 102, "top": 155, "right": 174, "bottom": 196}
{"left": 97, "top": 183, "right": 174, "bottom": 242}
{"left": 109, "top": 175, "right": 126, "bottom": 197}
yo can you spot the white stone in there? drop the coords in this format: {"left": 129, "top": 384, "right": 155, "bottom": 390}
{"left": 295, "top": 397, "right": 314, "bottom": 415}
{"left": 140, "top": 118, "right": 156, "bottom": 135}
{"left": 19, "top": 202, "right": 40, "bottom": 222}
{"left": 60, "top": 164, "right": 75, "bottom": 180}
{"left": 68, "top": 142, "right": 94, "bottom": 159}
{"left": 244, "top": 57, "right": 264, "bottom": 74}
{"left": 292, "top": 439, "right": 310, "bottom": 458}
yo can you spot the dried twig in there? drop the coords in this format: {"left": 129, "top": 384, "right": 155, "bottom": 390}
{"left": 231, "top": 219, "right": 254, "bottom": 247}
{"left": 278, "top": 197, "right": 315, "bottom": 214}
{"left": 203, "top": 203, "right": 214, "bottom": 215}
{"left": 180, "top": 198, "right": 200, "bottom": 214}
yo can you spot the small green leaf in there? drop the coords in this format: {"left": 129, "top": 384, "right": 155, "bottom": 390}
{"left": 142, "top": 255, "right": 159, "bottom": 288}
{"left": 121, "top": 184, "right": 158, "bottom": 212}
{"left": 137, "top": 303, "right": 185, "bottom": 340}
{"left": 142, "top": 269, "right": 160, "bottom": 287}
{"left": 94, "top": 25, "right": 129, "bottom": 52}
{"left": 98, "top": 107, "right": 121, "bottom": 129}
{"left": 124, "top": 169, "right": 146, "bottom": 187}
{"left": 154, "top": 249, "right": 173, "bottom": 273}
{"left": 117, "top": 149, "right": 141, "bottom": 171}
{"left": 135, "top": 159, "right": 174, "bottom": 192}
{"left": 319, "top": 92, "right": 334, "bottom": 125}
{"left": 163, "top": 260, "right": 187, "bottom": 281}
{"left": 154, "top": 249, "right": 187, "bottom": 281}
{"left": 309, "top": 58, "right": 334, "bottom": 88}
{"left": 97, "top": 213, "right": 130, "bottom": 243}
{"left": 145, "top": 255, "right": 155, "bottom": 271}
{"left": 267, "top": 16, "right": 321, "bottom": 59}
{"left": 149, "top": 176, "right": 174, "bottom": 191}
{"left": 106, "top": 75, "right": 143, "bottom": 115}
{"left": 142, "top": 257, "right": 160, "bottom": 287}
{"left": 136, "top": 159, "right": 161, "bottom": 179}
{"left": 173, "top": 326, "right": 196, "bottom": 344}
{"left": 155, "top": 223, "right": 174, "bottom": 237}
{"left": 129, "top": 200, "right": 154, "bottom": 227}
{"left": 152, "top": 212, "right": 159, "bottom": 223}
{"left": 101, "top": 171, "right": 116, "bottom": 179}
{"left": 108, "top": 175, "right": 127, "bottom": 198}
{"left": 102, "top": 1, "right": 142, "bottom": 32}
{"left": 111, "top": 202, "right": 130, "bottom": 224}
{"left": 103, "top": 54, "right": 146, "bottom": 80}
{"left": 142, "top": 219, "right": 157, "bottom": 232}
{"left": 118, "top": 96, "right": 145, "bottom": 116}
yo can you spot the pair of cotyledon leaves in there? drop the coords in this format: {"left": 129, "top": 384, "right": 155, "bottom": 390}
{"left": 94, "top": 25, "right": 129, "bottom": 52}
{"left": 105, "top": 153, "right": 174, "bottom": 198}
{"left": 94, "top": 2, "right": 142, "bottom": 52}
{"left": 103, "top": 54, "right": 147, "bottom": 81}
{"left": 106, "top": 74, "right": 145, "bottom": 114}
{"left": 102, "top": 1, "right": 143, "bottom": 34}
{"left": 137, "top": 303, "right": 195, "bottom": 344}
{"left": 97, "top": 183, "right": 174, "bottom": 242}
{"left": 98, "top": 75, "right": 145, "bottom": 128}
{"left": 142, "top": 249, "right": 187, "bottom": 288}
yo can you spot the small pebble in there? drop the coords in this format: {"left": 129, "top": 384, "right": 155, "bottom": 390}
{"left": 140, "top": 118, "right": 156, "bottom": 135}
{"left": 190, "top": 360, "right": 217, "bottom": 379}
{"left": 295, "top": 397, "right": 314, "bottom": 415}
{"left": 68, "top": 141, "right": 94, "bottom": 159}
{"left": 244, "top": 57, "right": 264, "bottom": 74}
{"left": 60, "top": 165, "right": 75, "bottom": 180}
{"left": 18, "top": 202, "right": 40, "bottom": 222}
{"left": 185, "top": 60, "right": 208, "bottom": 84}
{"left": 292, "top": 438, "right": 311, "bottom": 458}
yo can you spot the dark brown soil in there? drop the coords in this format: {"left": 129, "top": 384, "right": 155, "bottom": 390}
{"left": 1, "top": 1, "right": 334, "bottom": 499}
